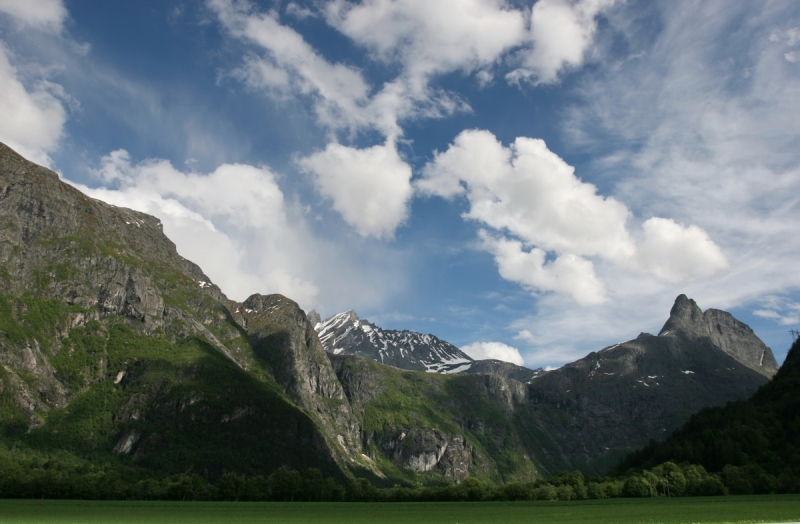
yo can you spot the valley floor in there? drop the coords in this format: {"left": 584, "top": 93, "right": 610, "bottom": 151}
{"left": 0, "top": 496, "right": 798, "bottom": 524}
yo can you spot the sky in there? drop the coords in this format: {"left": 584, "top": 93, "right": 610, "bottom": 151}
{"left": 2, "top": 0, "right": 800, "bottom": 369}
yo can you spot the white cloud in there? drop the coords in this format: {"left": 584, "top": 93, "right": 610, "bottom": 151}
{"left": 635, "top": 217, "right": 728, "bottom": 283}
{"left": 0, "top": 42, "right": 67, "bottom": 167}
{"left": 325, "top": 0, "right": 525, "bottom": 79}
{"left": 209, "top": 0, "right": 371, "bottom": 133}
{"left": 480, "top": 231, "right": 607, "bottom": 306}
{"left": 208, "top": 0, "right": 614, "bottom": 239}
{"left": 419, "top": 129, "right": 726, "bottom": 304}
{"left": 0, "top": 0, "right": 66, "bottom": 31}
{"left": 419, "top": 129, "right": 635, "bottom": 260}
{"left": 461, "top": 341, "right": 524, "bottom": 366}
{"left": 298, "top": 139, "right": 413, "bottom": 239}
{"left": 753, "top": 296, "right": 800, "bottom": 326}
{"left": 508, "top": 0, "right": 617, "bottom": 85}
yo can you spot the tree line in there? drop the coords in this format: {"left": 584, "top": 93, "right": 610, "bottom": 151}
{"left": 0, "top": 444, "right": 759, "bottom": 502}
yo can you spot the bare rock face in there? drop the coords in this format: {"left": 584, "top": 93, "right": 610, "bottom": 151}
{"left": 379, "top": 427, "right": 474, "bottom": 482}
{"left": 659, "top": 294, "right": 779, "bottom": 376}
{"left": 328, "top": 353, "right": 526, "bottom": 482}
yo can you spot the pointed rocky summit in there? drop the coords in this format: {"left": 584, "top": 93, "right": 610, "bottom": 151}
{"left": 659, "top": 294, "right": 779, "bottom": 376}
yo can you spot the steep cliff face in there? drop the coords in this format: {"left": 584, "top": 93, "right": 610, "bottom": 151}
{"left": 0, "top": 143, "right": 345, "bottom": 478}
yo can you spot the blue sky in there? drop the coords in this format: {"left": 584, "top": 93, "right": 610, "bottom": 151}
{"left": 2, "top": 0, "right": 800, "bottom": 368}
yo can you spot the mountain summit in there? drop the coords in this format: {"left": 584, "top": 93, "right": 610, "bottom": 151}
{"left": 659, "top": 294, "right": 778, "bottom": 376}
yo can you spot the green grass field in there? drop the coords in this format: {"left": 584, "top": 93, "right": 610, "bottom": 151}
{"left": 0, "top": 496, "right": 799, "bottom": 524}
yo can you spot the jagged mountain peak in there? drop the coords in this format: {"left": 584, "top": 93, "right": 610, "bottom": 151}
{"left": 313, "top": 310, "right": 545, "bottom": 381}
{"left": 658, "top": 294, "right": 778, "bottom": 376}
{"left": 314, "top": 310, "right": 473, "bottom": 373}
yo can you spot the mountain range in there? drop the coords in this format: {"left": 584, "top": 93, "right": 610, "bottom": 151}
{"left": 0, "top": 142, "right": 781, "bottom": 486}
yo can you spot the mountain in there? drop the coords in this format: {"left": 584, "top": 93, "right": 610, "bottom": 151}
{"left": 311, "top": 297, "right": 774, "bottom": 477}
{"left": 613, "top": 336, "right": 799, "bottom": 492}
{"left": 516, "top": 295, "right": 776, "bottom": 475}
{"left": 312, "top": 310, "right": 543, "bottom": 381}
{"left": 0, "top": 142, "right": 780, "bottom": 490}
{"left": 0, "top": 142, "right": 364, "bottom": 481}
{"left": 312, "top": 310, "right": 473, "bottom": 372}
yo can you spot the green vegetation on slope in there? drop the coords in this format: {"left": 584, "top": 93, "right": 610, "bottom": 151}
{"left": 0, "top": 294, "right": 340, "bottom": 481}
{"left": 615, "top": 338, "right": 800, "bottom": 494}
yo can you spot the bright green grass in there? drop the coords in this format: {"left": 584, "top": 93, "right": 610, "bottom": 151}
{"left": 0, "top": 496, "right": 799, "bottom": 524}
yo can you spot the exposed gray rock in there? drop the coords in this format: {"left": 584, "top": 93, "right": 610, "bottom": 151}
{"left": 380, "top": 427, "right": 474, "bottom": 482}
{"left": 659, "top": 294, "right": 779, "bottom": 376}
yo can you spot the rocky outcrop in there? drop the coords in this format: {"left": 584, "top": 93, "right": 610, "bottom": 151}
{"left": 659, "top": 294, "right": 779, "bottom": 376}
{"left": 328, "top": 353, "right": 530, "bottom": 481}
{"left": 379, "top": 427, "right": 474, "bottom": 481}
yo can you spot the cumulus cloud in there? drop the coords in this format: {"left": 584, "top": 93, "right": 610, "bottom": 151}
{"left": 635, "top": 217, "right": 728, "bottom": 283}
{"left": 461, "top": 341, "right": 524, "bottom": 366}
{"left": 419, "top": 129, "right": 634, "bottom": 260}
{"left": 480, "top": 231, "right": 607, "bottom": 306}
{"left": 298, "top": 139, "right": 413, "bottom": 239}
{"left": 0, "top": 43, "right": 67, "bottom": 167}
{"left": 325, "top": 0, "right": 525, "bottom": 79}
{"left": 508, "top": 0, "right": 617, "bottom": 85}
{"left": 208, "top": 0, "right": 616, "bottom": 238}
{"left": 0, "top": 0, "right": 67, "bottom": 31}
{"left": 419, "top": 129, "right": 727, "bottom": 304}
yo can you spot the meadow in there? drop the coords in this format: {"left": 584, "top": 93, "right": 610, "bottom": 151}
{"left": 1, "top": 495, "right": 799, "bottom": 524}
